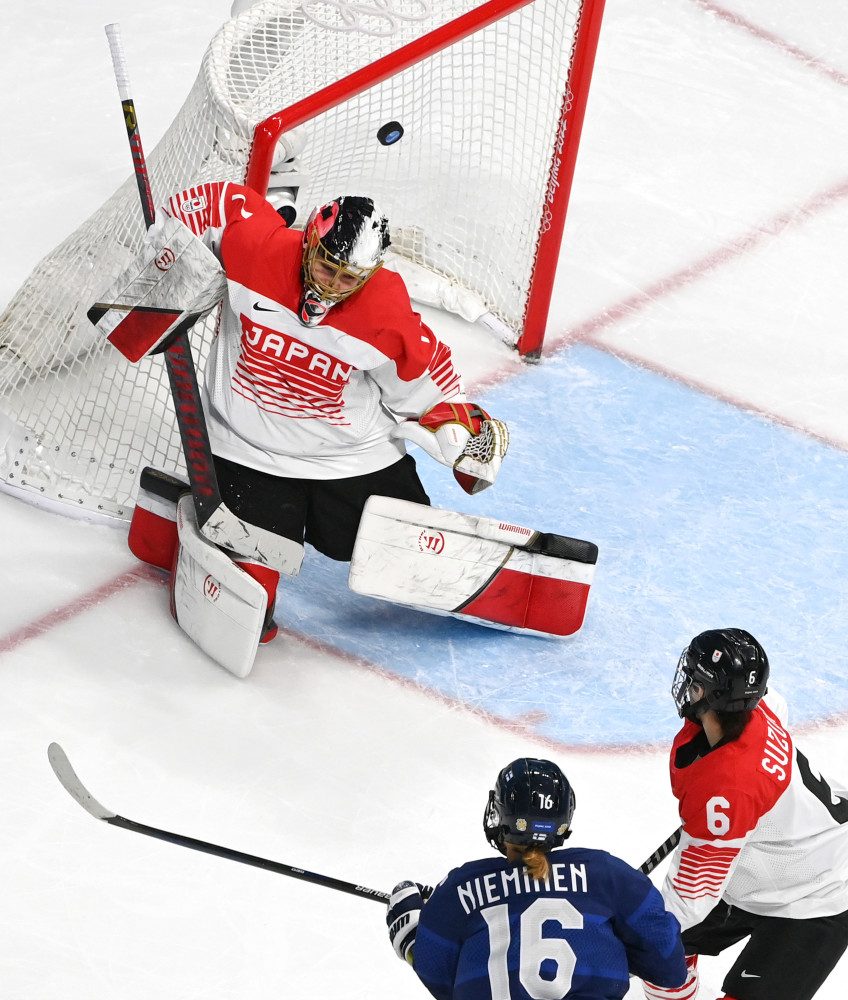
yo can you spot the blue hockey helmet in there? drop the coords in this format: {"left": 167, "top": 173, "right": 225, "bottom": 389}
{"left": 484, "top": 758, "right": 575, "bottom": 854}
{"left": 672, "top": 628, "right": 769, "bottom": 720}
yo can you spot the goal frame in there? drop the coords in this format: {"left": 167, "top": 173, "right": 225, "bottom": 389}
{"left": 0, "top": 0, "right": 608, "bottom": 523}
{"left": 243, "top": 0, "right": 606, "bottom": 359}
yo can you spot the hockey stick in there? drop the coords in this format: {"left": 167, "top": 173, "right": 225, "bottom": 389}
{"left": 639, "top": 827, "right": 682, "bottom": 874}
{"left": 48, "top": 742, "right": 389, "bottom": 904}
{"left": 50, "top": 740, "right": 677, "bottom": 899}
{"left": 103, "top": 24, "right": 302, "bottom": 575}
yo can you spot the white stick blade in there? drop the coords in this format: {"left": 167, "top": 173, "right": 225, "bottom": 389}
{"left": 47, "top": 743, "right": 116, "bottom": 821}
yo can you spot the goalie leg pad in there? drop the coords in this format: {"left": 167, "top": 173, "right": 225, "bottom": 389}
{"left": 128, "top": 467, "right": 190, "bottom": 570}
{"left": 349, "top": 497, "right": 597, "bottom": 637}
{"left": 169, "top": 495, "right": 269, "bottom": 677}
{"left": 233, "top": 559, "right": 280, "bottom": 644}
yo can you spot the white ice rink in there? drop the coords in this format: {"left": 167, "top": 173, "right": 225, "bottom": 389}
{"left": 2, "top": 1, "right": 848, "bottom": 997}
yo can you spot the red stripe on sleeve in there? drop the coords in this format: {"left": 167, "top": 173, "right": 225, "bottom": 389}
{"left": 672, "top": 843, "right": 739, "bottom": 899}
{"left": 164, "top": 182, "right": 228, "bottom": 235}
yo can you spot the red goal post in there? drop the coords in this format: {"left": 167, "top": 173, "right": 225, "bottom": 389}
{"left": 0, "top": 0, "right": 606, "bottom": 520}
{"left": 242, "top": 0, "right": 606, "bottom": 360}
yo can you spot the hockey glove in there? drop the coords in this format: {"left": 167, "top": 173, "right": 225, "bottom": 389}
{"left": 386, "top": 880, "right": 424, "bottom": 965}
{"left": 643, "top": 955, "right": 698, "bottom": 1000}
{"left": 391, "top": 401, "right": 509, "bottom": 495}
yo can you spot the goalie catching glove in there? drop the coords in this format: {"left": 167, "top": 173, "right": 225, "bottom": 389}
{"left": 391, "top": 401, "right": 509, "bottom": 494}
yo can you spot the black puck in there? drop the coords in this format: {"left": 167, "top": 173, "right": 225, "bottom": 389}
{"left": 377, "top": 121, "right": 404, "bottom": 146}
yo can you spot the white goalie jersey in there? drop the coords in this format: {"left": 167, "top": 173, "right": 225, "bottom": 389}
{"left": 162, "top": 181, "right": 465, "bottom": 481}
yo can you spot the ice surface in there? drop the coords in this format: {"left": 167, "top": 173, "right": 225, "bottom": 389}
{"left": 2, "top": 1, "right": 848, "bottom": 997}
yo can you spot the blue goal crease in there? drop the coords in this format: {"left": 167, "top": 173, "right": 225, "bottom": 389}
{"left": 277, "top": 343, "right": 848, "bottom": 747}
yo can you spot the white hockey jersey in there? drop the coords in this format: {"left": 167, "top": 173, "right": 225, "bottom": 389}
{"left": 662, "top": 697, "right": 848, "bottom": 929}
{"left": 163, "top": 182, "right": 464, "bottom": 479}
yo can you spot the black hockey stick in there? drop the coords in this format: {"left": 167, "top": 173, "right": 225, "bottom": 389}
{"left": 639, "top": 827, "right": 682, "bottom": 874}
{"left": 48, "top": 743, "right": 389, "bottom": 904}
{"left": 102, "top": 24, "right": 301, "bottom": 575}
{"left": 50, "top": 740, "right": 677, "bottom": 899}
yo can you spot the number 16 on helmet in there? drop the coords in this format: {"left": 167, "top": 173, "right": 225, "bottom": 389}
{"left": 483, "top": 758, "right": 576, "bottom": 854}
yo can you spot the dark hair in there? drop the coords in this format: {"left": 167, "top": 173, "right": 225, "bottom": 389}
{"left": 714, "top": 708, "right": 752, "bottom": 742}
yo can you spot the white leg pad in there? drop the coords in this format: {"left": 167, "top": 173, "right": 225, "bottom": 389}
{"left": 349, "top": 497, "right": 598, "bottom": 638}
{"left": 171, "top": 495, "right": 268, "bottom": 677}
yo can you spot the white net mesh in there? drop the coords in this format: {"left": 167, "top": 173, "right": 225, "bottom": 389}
{"left": 0, "top": 0, "right": 587, "bottom": 518}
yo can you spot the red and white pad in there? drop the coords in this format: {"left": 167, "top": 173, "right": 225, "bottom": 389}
{"left": 170, "top": 495, "right": 269, "bottom": 677}
{"left": 87, "top": 215, "right": 225, "bottom": 362}
{"left": 349, "top": 497, "right": 597, "bottom": 637}
{"left": 128, "top": 467, "right": 189, "bottom": 571}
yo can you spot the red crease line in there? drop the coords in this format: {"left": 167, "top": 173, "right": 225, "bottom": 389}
{"left": 277, "top": 624, "right": 668, "bottom": 757}
{"left": 547, "top": 174, "right": 848, "bottom": 356}
{"left": 0, "top": 564, "right": 160, "bottom": 655}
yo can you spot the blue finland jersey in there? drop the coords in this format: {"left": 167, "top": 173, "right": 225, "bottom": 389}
{"left": 412, "top": 847, "right": 685, "bottom": 1000}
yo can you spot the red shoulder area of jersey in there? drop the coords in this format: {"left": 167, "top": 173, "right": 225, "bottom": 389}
{"left": 328, "top": 267, "right": 442, "bottom": 382}
{"left": 218, "top": 194, "right": 305, "bottom": 313}
{"left": 219, "top": 183, "right": 277, "bottom": 227}
{"left": 671, "top": 704, "right": 793, "bottom": 840}
{"left": 207, "top": 194, "right": 453, "bottom": 384}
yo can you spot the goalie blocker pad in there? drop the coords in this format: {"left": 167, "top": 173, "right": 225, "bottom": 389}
{"left": 349, "top": 497, "right": 598, "bottom": 637}
{"left": 87, "top": 215, "right": 226, "bottom": 362}
{"left": 170, "top": 494, "right": 268, "bottom": 678}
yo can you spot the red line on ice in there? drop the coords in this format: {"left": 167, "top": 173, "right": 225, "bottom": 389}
{"left": 533, "top": 174, "right": 848, "bottom": 452}
{"left": 0, "top": 562, "right": 662, "bottom": 755}
{"left": 552, "top": 174, "right": 848, "bottom": 353}
{"left": 0, "top": 565, "right": 158, "bottom": 655}
{"left": 2, "top": 559, "right": 844, "bottom": 752}
{"left": 689, "top": 0, "right": 848, "bottom": 89}
{"left": 276, "top": 625, "right": 667, "bottom": 757}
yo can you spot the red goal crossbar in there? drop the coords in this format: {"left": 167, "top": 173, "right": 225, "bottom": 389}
{"left": 244, "top": 0, "right": 606, "bottom": 360}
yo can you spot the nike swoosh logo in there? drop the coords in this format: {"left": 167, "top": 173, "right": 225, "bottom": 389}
{"left": 231, "top": 193, "right": 253, "bottom": 219}
{"left": 254, "top": 302, "right": 281, "bottom": 312}
{"left": 740, "top": 972, "right": 760, "bottom": 978}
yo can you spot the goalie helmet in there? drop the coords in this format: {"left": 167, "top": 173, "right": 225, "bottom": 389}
{"left": 298, "top": 195, "right": 390, "bottom": 326}
{"left": 672, "top": 628, "right": 769, "bottom": 720}
{"left": 483, "top": 758, "right": 575, "bottom": 854}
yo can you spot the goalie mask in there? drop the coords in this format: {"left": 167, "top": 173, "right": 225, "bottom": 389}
{"left": 672, "top": 628, "right": 769, "bottom": 720}
{"left": 483, "top": 758, "right": 575, "bottom": 855}
{"left": 299, "top": 195, "right": 390, "bottom": 326}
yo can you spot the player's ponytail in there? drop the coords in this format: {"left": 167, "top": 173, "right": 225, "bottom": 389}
{"left": 515, "top": 845, "right": 550, "bottom": 882}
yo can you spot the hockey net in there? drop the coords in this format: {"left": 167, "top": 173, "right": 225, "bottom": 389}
{"left": 0, "top": 0, "right": 603, "bottom": 520}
